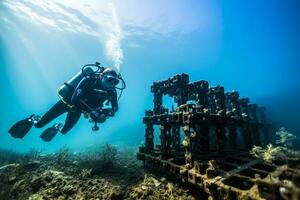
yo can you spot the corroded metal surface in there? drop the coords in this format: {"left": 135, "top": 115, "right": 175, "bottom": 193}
{"left": 137, "top": 74, "right": 300, "bottom": 199}
{"left": 138, "top": 150, "right": 300, "bottom": 199}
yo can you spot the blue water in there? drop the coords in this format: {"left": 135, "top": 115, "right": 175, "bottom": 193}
{"left": 0, "top": 0, "right": 299, "bottom": 153}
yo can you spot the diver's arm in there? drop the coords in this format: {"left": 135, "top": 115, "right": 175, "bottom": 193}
{"left": 92, "top": 90, "right": 118, "bottom": 118}
{"left": 101, "top": 89, "right": 118, "bottom": 116}
{"left": 110, "top": 89, "right": 118, "bottom": 113}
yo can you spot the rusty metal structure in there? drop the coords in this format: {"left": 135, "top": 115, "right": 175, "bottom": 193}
{"left": 137, "top": 73, "right": 300, "bottom": 199}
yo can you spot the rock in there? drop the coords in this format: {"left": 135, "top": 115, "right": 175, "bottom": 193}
{"left": 9, "top": 176, "right": 16, "bottom": 182}
{"left": 141, "top": 186, "right": 148, "bottom": 190}
{"left": 0, "top": 163, "right": 20, "bottom": 171}
{"left": 30, "top": 176, "right": 46, "bottom": 192}
{"left": 108, "top": 186, "right": 124, "bottom": 200}
{"left": 44, "top": 174, "right": 53, "bottom": 183}
{"left": 80, "top": 168, "right": 93, "bottom": 179}
{"left": 48, "top": 170, "right": 64, "bottom": 176}
{"left": 63, "top": 185, "right": 76, "bottom": 195}
{"left": 11, "top": 179, "right": 26, "bottom": 194}
{"left": 28, "top": 193, "right": 43, "bottom": 200}
{"left": 167, "top": 182, "right": 174, "bottom": 193}
{"left": 151, "top": 177, "right": 161, "bottom": 187}
{"left": 22, "top": 161, "right": 41, "bottom": 170}
{"left": 160, "top": 177, "right": 166, "bottom": 182}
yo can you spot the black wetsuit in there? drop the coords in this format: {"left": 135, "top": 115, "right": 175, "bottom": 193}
{"left": 34, "top": 77, "right": 118, "bottom": 134}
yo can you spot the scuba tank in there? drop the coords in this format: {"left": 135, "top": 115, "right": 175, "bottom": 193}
{"left": 58, "top": 63, "right": 103, "bottom": 104}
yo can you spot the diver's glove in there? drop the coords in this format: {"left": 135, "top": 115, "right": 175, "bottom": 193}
{"left": 90, "top": 109, "right": 106, "bottom": 123}
{"left": 104, "top": 109, "right": 115, "bottom": 117}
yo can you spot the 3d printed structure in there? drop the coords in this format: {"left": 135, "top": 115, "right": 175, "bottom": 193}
{"left": 137, "top": 74, "right": 300, "bottom": 199}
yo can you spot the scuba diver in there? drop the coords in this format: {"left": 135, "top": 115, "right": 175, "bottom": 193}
{"left": 9, "top": 62, "right": 126, "bottom": 142}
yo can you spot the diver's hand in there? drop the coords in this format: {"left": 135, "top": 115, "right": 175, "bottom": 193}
{"left": 97, "top": 114, "right": 106, "bottom": 123}
{"left": 106, "top": 109, "right": 115, "bottom": 117}
{"left": 90, "top": 110, "right": 106, "bottom": 123}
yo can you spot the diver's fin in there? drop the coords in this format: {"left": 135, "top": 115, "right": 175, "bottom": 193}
{"left": 9, "top": 116, "right": 34, "bottom": 138}
{"left": 40, "top": 123, "right": 62, "bottom": 142}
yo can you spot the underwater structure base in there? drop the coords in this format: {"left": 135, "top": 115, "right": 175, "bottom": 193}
{"left": 138, "top": 149, "right": 300, "bottom": 199}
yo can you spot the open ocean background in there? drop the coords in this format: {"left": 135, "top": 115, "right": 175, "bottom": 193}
{"left": 0, "top": 0, "right": 299, "bottom": 153}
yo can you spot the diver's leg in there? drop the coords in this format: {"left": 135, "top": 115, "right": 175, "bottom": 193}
{"left": 35, "top": 100, "right": 68, "bottom": 128}
{"left": 60, "top": 111, "right": 82, "bottom": 134}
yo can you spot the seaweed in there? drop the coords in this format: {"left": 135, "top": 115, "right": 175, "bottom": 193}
{"left": 76, "top": 143, "right": 118, "bottom": 171}
{"left": 0, "top": 148, "right": 22, "bottom": 165}
{"left": 27, "top": 148, "right": 44, "bottom": 159}
{"left": 99, "top": 143, "right": 118, "bottom": 169}
{"left": 53, "top": 146, "right": 73, "bottom": 165}
{"left": 250, "top": 144, "right": 285, "bottom": 163}
{"left": 250, "top": 128, "right": 299, "bottom": 163}
{"left": 276, "top": 127, "right": 296, "bottom": 148}
{"left": 0, "top": 148, "right": 35, "bottom": 165}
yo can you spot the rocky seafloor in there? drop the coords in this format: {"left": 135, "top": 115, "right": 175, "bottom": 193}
{"left": 0, "top": 145, "right": 201, "bottom": 200}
